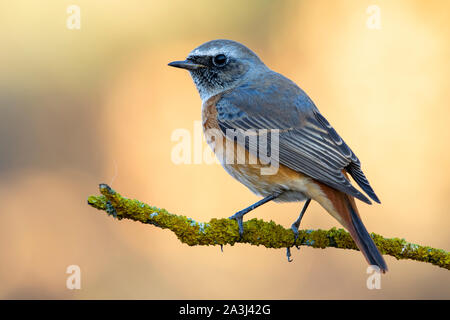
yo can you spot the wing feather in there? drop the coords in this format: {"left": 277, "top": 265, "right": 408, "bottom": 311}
{"left": 215, "top": 72, "right": 380, "bottom": 204}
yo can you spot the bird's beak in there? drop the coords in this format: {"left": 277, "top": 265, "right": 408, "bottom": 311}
{"left": 168, "top": 60, "right": 206, "bottom": 71}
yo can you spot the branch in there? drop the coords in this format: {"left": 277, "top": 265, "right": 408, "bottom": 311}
{"left": 87, "top": 184, "right": 450, "bottom": 270}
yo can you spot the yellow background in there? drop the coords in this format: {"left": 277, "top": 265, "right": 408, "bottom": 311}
{"left": 0, "top": 0, "right": 449, "bottom": 299}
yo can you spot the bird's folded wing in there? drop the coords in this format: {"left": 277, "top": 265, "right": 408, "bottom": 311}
{"left": 215, "top": 77, "right": 379, "bottom": 204}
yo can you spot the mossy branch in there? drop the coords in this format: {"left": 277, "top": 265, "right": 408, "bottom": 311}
{"left": 87, "top": 184, "right": 450, "bottom": 270}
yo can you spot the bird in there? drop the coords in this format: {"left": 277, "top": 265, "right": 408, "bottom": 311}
{"left": 168, "top": 39, "right": 387, "bottom": 272}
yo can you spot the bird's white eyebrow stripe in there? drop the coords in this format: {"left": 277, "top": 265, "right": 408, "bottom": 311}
{"left": 189, "top": 46, "right": 234, "bottom": 57}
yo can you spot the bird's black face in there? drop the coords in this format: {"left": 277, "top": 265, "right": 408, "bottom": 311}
{"left": 185, "top": 53, "right": 250, "bottom": 98}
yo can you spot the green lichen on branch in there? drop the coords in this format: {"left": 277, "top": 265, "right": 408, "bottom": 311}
{"left": 87, "top": 184, "right": 450, "bottom": 270}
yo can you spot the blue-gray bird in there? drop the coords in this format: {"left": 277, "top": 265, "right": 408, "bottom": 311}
{"left": 168, "top": 39, "right": 387, "bottom": 272}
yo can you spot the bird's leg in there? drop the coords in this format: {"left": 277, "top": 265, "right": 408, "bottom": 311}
{"left": 229, "top": 194, "right": 278, "bottom": 237}
{"left": 286, "top": 198, "right": 311, "bottom": 262}
{"left": 291, "top": 199, "right": 311, "bottom": 249}
{"left": 291, "top": 198, "right": 311, "bottom": 248}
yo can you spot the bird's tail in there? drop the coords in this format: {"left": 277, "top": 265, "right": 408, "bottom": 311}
{"left": 343, "top": 195, "right": 388, "bottom": 272}
{"left": 316, "top": 183, "right": 388, "bottom": 272}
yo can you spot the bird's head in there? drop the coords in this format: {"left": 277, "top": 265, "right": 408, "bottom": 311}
{"left": 168, "top": 39, "right": 267, "bottom": 100}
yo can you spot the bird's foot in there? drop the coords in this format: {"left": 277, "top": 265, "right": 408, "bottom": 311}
{"left": 228, "top": 194, "right": 279, "bottom": 239}
{"left": 228, "top": 210, "right": 246, "bottom": 238}
{"left": 286, "top": 247, "right": 293, "bottom": 262}
{"left": 291, "top": 222, "right": 301, "bottom": 250}
{"left": 285, "top": 222, "right": 302, "bottom": 262}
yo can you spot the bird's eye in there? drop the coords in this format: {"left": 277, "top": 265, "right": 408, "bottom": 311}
{"left": 212, "top": 54, "right": 228, "bottom": 67}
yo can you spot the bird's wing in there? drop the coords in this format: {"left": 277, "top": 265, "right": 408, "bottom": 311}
{"left": 215, "top": 72, "right": 380, "bottom": 204}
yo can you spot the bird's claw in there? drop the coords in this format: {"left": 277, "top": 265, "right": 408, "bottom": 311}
{"left": 229, "top": 213, "right": 244, "bottom": 238}
{"left": 291, "top": 224, "right": 301, "bottom": 250}
{"left": 286, "top": 247, "right": 293, "bottom": 262}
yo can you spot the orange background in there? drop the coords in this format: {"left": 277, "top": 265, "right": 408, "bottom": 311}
{"left": 0, "top": 0, "right": 449, "bottom": 299}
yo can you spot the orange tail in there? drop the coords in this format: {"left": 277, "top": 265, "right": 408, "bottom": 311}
{"left": 316, "top": 183, "right": 388, "bottom": 272}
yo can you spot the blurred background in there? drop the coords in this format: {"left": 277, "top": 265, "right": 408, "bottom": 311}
{"left": 0, "top": 0, "right": 449, "bottom": 299}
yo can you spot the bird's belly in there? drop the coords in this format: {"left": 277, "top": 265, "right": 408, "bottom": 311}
{"left": 206, "top": 127, "right": 310, "bottom": 202}
{"left": 220, "top": 148, "right": 310, "bottom": 202}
